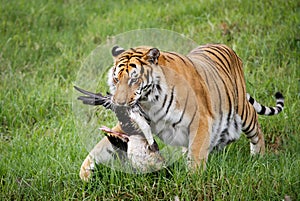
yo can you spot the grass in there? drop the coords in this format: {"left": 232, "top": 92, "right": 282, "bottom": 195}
{"left": 0, "top": 0, "right": 299, "bottom": 200}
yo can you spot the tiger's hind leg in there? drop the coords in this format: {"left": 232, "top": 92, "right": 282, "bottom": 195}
{"left": 249, "top": 122, "right": 265, "bottom": 155}
{"left": 188, "top": 117, "right": 212, "bottom": 170}
{"left": 242, "top": 106, "right": 266, "bottom": 155}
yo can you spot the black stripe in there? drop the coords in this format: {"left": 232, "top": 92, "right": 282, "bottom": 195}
{"left": 172, "top": 92, "right": 189, "bottom": 127}
{"left": 165, "top": 87, "right": 175, "bottom": 114}
{"left": 198, "top": 62, "right": 210, "bottom": 86}
{"left": 227, "top": 91, "right": 233, "bottom": 121}
{"left": 206, "top": 58, "right": 235, "bottom": 131}
{"left": 129, "top": 79, "right": 134, "bottom": 86}
{"left": 140, "top": 65, "right": 144, "bottom": 75}
{"left": 244, "top": 115, "right": 257, "bottom": 138}
{"left": 277, "top": 102, "right": 284, "bottom": 107}
{"left": 154, "top": 95, "right": 167, "bottom": 116}
{"left": 118, "top": 57, "right": 128, "bottom": 62}
{"left": 203, "top": 48, "right": 234, "bottom": 85}
{"left": 257, "top": 106, "right": 266, "bottom": 115}
{"left": 132, "top": 52, "right": 144, "bottom": 57}
{"left": 234, "top": 119, "right": 239, "bottom": 130}
{"left": 136, "top": 58, "right": 148, "bottom": 65}
{"left": 145, "top": 69, "right": 150, "bottom": 83}
{"left": 186, "top": 56, "right": 196, "bottom": 67}
{"left": 207, "top": 62, "right": 234, "bottom": 127}
{"left": 167, "top": 52, "right": 188, "bottom": 66}
{"left": 220, "top": 76, "right": 234, "bottom": 126}
{"left": 241, "top": 108, "right": 246, "bottom": 127}
{"left": 207, "top": 46, "right": 239, "bottom": 97}
{"left": 187, "top": 107, "right": 197, "bottom": 134}
{"left": 161, "top": 95, "right": 168, "bottom": 108}
{"left": 143, "top": 87, "right": 152, "bottom": 98}
{"left": 141, "top": 84, "right": 150, "bottom": 91}
{"left": 135, "top": 51, "right": 144, "bottom": 55}
{"left": 118, "top": 68, "right": 124, "bottom": 74}
{"left": 155, "top": 87, "right": 175, "bottom": 123}
{"left": 219, "top": 129, "right": 228, "bottom": 143}
{"left": 215, "top": 45, "right": 232, "bottom": 57}
{"left": 246, "top": 132, "right": 257, "bottom": 139}
{"left": 165, "top": 55, "right": 175, "bottom": 62}
{"left": 119, "top": 55, "right": 130, "bottom": 61}
{"left": 209, "top": 46, "right": 231, "bottom": 68}
{"left": 216, "top": 44, "right": 237, "bottom": 67}
{"left": 248, "top": 96, "right": 255, "bottom": 105}
{"left": 204, "top": 49, "right": 227, "bottom": 70}
{"left": 155, "top": 84, "right": 162, "bottom": 93}
{"left": 269, "top": 107, "right": 276, "bottom": 115}
{"left": 276, "top": 107, "right": 282, "bottom": 112}
{"left": 243, "top": 114, "right": 255, "bottom": 134}
{"left": 243, "top": 123, "right": 253, "bottom": 135}
{"left": 214, "top": 78, "right": 225, "bottom": 135}
{"left": 138, "top": 108, "right": 150, "bottom": 123}
{"left": 117, "top": 64, "right": 125, "bottom": 68}
{"left": 129, "top": 63, "right": 136, "bottom": 68}
{"left": 225, "top": 93, "right": 233, "bottom": 130}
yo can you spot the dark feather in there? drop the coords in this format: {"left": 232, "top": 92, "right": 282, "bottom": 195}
{"left": 74, "top": 85, "right": 112, "bottom": 108}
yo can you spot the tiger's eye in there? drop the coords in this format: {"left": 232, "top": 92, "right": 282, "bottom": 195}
{"left": 129, "top": 63, "right": 137, "bottom": 68}
{"left": 130, "top": 78, "right": 139, "bottom": 84}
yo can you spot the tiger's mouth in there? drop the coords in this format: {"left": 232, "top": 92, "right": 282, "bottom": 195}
{"left": 111, "top": 97, "right": 137, "bottom": 107}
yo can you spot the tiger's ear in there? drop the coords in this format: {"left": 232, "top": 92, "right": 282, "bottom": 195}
{"left": 112, "top": 46, "right": 125, "bottom": 57}
{"left": 147, "top": 48, "right": 160, "bottom": 64}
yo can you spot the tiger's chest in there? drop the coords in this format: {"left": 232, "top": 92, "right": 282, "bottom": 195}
{"left": 140, "top": 100, "right": 191, "bottom": 147}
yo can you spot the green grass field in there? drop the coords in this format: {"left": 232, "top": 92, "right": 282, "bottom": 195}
{"left": 1, "top": 0, "right": 299, "bottom": 200}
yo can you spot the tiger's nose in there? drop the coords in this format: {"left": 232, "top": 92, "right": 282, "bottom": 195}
{"left": 116, "top": 100, "right": 126, "bottom": 106}
{"left": 113, "top": 98, "right": 127, "bottom": 106}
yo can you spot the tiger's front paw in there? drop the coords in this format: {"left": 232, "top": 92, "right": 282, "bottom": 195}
{"left": 79, "top": 155, "right": 95, "bottom": 182}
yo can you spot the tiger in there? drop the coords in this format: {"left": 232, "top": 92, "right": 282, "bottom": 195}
{"left": 78, "top": 44, "right": 284, "bottom": 181}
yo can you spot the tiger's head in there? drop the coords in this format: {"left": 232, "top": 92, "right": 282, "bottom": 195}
{"left": 108, "top": 46, "right": 161, "bottom": 106}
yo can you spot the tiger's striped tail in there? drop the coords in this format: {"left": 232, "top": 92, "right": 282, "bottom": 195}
{"left": 247, "top": 92, "right": 284, "bottom": 116}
